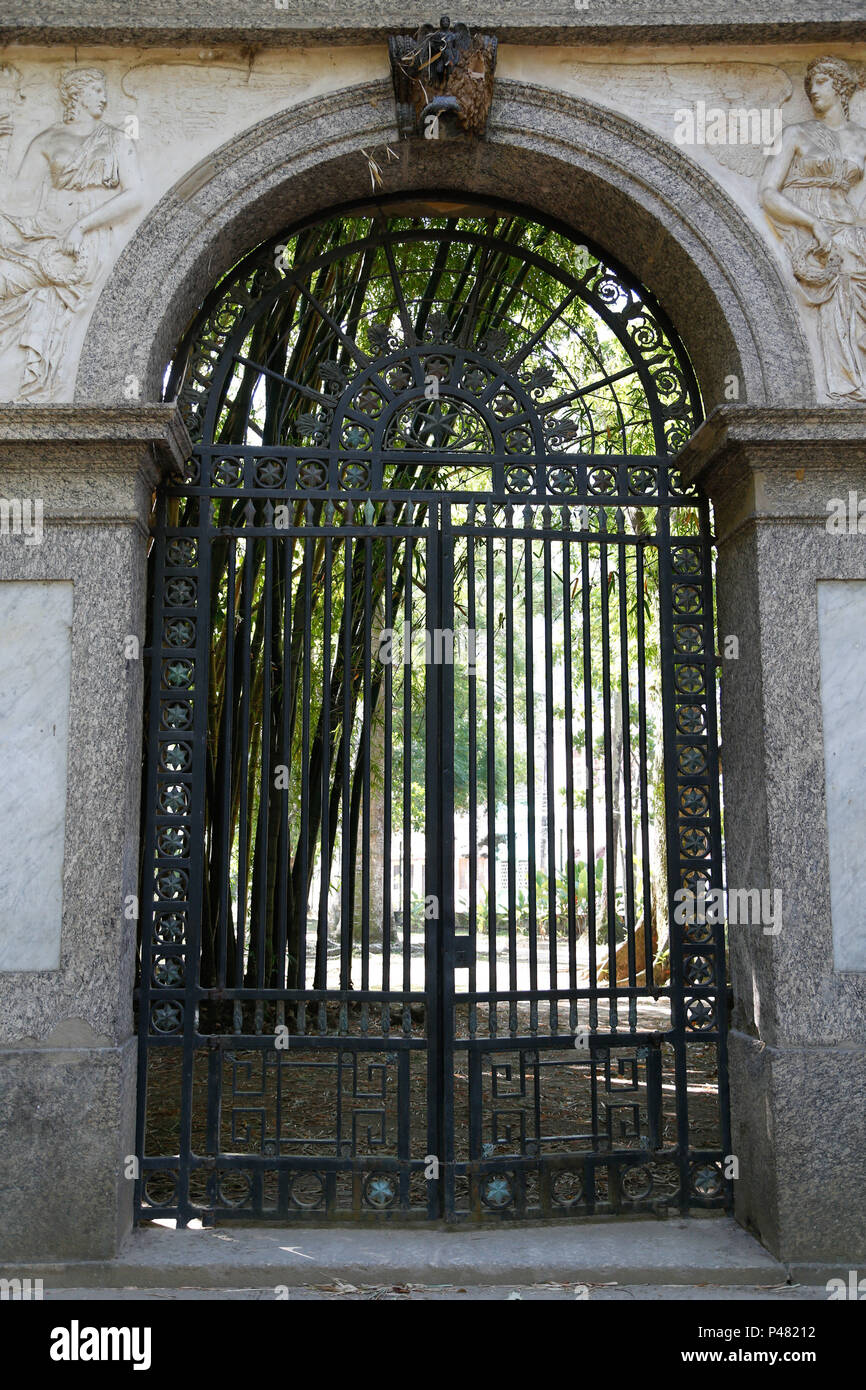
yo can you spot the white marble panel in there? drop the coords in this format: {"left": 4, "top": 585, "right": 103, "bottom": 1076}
{"left": 817, "top": 580, "right": 866, "bottom": 972}
{"left": 0, "top": 581, "right": 74, "bottom": 971}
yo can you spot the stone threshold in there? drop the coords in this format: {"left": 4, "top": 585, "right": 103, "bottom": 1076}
{"left": 1, "top": 1216, "right": 795, "bottom": 1289}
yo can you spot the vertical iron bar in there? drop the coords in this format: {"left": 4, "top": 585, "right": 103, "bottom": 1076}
{"left": 402, "top": 533, "right": 414, "bottom": 1020}
{"left": 542, "top": 517, "right": 558, "bottom": 1033}
{"left": 382, "top": 533, "right": 394, "bottom": 1017}
{"left": 275, "top": 532, "right": 292, "bottom": 1020}
{"left": 217, "top": 540, "right": 236, "bottom": 990}
{"left": 635, "top": 542, "right": 655, "bottom": 995}
{"left": 467, "top": 529, "right": 478, "bottom": 1038}
{"left": 561, "top": 518, "right": 578, "bottom": 1031}
{"left": 524, "top": 513, "right": 538, "bottom": 1034}
{"left": 235, "top": 525, "right": 255, "bottom": 1023}
{"left": 505, "top": 519, "right": 518, "bottom": 1036}
{"left": 657, "top": 503, "right": 690, "bottom": 1208}
{"left": 598, "top": 509, "right": 618, "bottom": 1029}
{"left": 298, "top": 529, "right": 313, "bottom": 1006}
{"left": 320, "top": 534, "right": 333, "bottom": 991}
{"left": 485, "top": 526, "right": 497, "bottom": 1038}
{"left": 616, "top": 518, "right": 637, "bottom": 1030}
{"left": 257, "top": 534, "right": 274, "bottom": 1006}
{"left": 438, "top": 502, "right": 456, "bottom": 1219}
{"left": 180, "top": 483, "right": 212, "bottom": 1222}
{"left": 361, "top": 532, "right": 373, "bottom": 1029}
{"left": 340, "top": 533, "right": 353, "bottom": 999}
{"left": 424, "top": 507, "right": 444, "bottom": 1217}
{"left": 580, "top": 520, "right": 598, "bottom": 1031}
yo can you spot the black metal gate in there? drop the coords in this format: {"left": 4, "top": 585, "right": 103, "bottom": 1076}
{"left": 136, "top": 199, "right": 730, "bottom": 1223}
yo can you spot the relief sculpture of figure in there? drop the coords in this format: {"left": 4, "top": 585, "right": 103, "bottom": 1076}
{"left": 0, "top": 65, "right": 22, "bottom": 176}
{"left": 0, "top": 67, "right": 142, "bottom": 400}
{"left": 760, "top": 56, "right": 866, "bottom": 401}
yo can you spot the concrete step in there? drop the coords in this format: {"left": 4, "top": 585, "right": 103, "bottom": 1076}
{"left": 5, "top": 1216, "right": 789, "bottom": 1289}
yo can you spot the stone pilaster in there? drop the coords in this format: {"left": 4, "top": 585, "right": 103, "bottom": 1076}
{"left": 678, "top": 405, "right": 866, "bottom": 1267}
{"left": 0, "top": 405, "right": 190, "bottom": 1261}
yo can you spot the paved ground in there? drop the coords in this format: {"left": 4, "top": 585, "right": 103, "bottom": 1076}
{"left": 41, "top": 1281, "right": 826, "bottom": 1300}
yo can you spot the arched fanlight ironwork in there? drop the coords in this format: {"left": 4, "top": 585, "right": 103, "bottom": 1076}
{"left": 170, "top": 198, "right": 701, "bottom": 472}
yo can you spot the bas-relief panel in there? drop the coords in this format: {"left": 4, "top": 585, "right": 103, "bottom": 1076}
{"left": 0, "top": 65, "right": 143, "bottom": 403}
{"left": 0, "top": 48, "right": 383, "bottom": 402}
{"left": 0, "top": 44, "right": 864, "bottom": 403}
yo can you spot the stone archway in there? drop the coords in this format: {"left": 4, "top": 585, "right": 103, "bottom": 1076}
{"left": 76, "top": 75, "right": 834, "bottom": 1252}
{"left": 2, "top": 39, "right": 864, "bottom": 1274}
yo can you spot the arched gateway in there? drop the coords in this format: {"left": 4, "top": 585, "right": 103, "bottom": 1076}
{"left": 136, "top": 196, "right": 728, "bottom": 1224}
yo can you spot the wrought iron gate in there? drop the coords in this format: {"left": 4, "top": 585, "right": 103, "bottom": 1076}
{"left": 136, "top": 200, "right": 730, "bottom": 1223}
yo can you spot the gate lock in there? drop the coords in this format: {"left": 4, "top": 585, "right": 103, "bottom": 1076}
{"left": 453, "top": 935, "right": 474, "bottom": 968}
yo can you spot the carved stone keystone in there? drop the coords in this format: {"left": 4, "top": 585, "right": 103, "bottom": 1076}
{"left": 389, "top": 17, "right": 497, "bottom": 140}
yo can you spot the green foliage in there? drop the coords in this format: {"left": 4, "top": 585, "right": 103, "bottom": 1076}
{"left": 163, "top": 206, "right": 699, "bottom": 989}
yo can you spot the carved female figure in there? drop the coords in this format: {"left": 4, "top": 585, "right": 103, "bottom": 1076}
{"left": 0, "top": 67, "right": 142, "bottom": 400}
{"left": 760, "top": 57, "right": 866, "bottom": 401}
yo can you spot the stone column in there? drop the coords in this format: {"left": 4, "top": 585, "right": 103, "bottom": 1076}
{"left": 678, "top": 405, "right": 866, "bottom": 1270}
{"left": 0, "top": 405, "right": 190, "bottom": 1262}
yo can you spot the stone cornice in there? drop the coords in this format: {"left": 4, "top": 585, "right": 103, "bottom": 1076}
{"left": 678, "top": 405, "right": 866, "bottom": 488}
{"left": 0, "top": 405, "right": 191, "bottom": 476}
{"left": 0, "top": 3, "right": 861, "bottom": 47}
{"left": 678, "top": 405, "right": 866, "bottom": 542}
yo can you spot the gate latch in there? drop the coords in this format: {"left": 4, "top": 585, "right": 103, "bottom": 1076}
{"left": 454, "top": 935, "right": 474, "bottom": 968}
